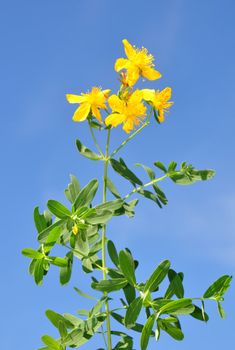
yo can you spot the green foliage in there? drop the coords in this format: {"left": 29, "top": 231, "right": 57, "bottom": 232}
{"left": 22, "top": 98, "right": 231, "bottom": 350}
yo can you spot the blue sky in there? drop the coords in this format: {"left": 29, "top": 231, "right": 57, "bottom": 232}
{"left": 1, "top": 0, "right": 235, "bottom": 349}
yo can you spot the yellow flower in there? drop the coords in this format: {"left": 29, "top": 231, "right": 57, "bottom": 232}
{"left": 72, "top": 224, "right": 79, "bottom": 236}
{"left": 115, "top": 39, "right": 161, "bottom": 87}
{"left": 66, "top": 87, "right": 111, "bottom": 123}
{"left": 105, "top": 90, "right": 147, "bottom": 133}
{"left": 142, "top": 87, "right": 173, "bottom": 122}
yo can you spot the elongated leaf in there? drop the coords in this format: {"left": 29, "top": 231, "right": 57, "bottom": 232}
{"left": 144, "top": 260, "right": 170, "bottom": 292}
{"left": 34, "top": 207, "right": 47, "bottom": 233}
{"left": 34, "top": 258, "right": 45, "bottom": 285}
{"left": 73, "top": 179, "right": 98, "bottom": 209}
{"left": 22, "top": 248, "right": 44, "bottom": 259}
{"left": 107, "top": 177, "right": 121, "bottom": 198}
{"left": 38, "top": 219, "right": 66, "bottom": 243}
{"left": 74, "top": 287, "right": 98, "bottom": 300}
{"left": 203, "top": 275, "right": 232, "bottom": 299}
{"left": 47, "top": 200, "right": 71, "bottom": 219}
{"left": 159, "top": 320, "right": 184, "bottom": 341}
{"left": 123, "top": 284, "right": 136, "bottom": 305}
{"left": 86, "top": 209, "right": 113, "bottom": 224}
{"left": 190, "top": 305, "right": 209, "bottom": 322}
{"left": 110, "top": 158, "right": 143, "bottom": 186}
{"left": 95, "top": 199, "right": 123, "bottom": 212}
{"left": 217, "top": 302, "right": 226, "bottom": 318}
{"left": 76, "top": 138, "right": 102, "bottom": 160}
{"left": 41, "top": 335, "right": 61, "bottom": 350}
{"left": 49, "top": 257, "right": 68, "bottom": 267}
{"left": 124, "top": 297, "right": 143, "bottom": 328}
{"left": 140, "top": 314, "right": 155, "bottom": 350}
{"left": 44, "top": 227, "right": 62, "bottom": 253}
{"left": 158, "top": 298, "right": 194, "bottom": 316}
{"left": 138, "top": 189, "right": 162, "bottom": 207}
{"left": 91, "top": 278, "right": 128, "bottom": 293}
{"left": 107, "top": 240, "right": 119, "bottom": 267}
{"left": 65, "top": 174, "right": 80, "bottom": 203}
{"left": 45, "top": 310, "right": 74, "bottom": 329}
{"left": 165, "top": 269, "right": 184, "bottom": 299}
{"left": 60, "top": 252, "right": 73, "bottom": 285}
{"left": 119, "top": 250, "right": 136, "bottom": 286}
{"left": 154, "top": 161, "right": 167, "bottom": 173}
{"left": 136, "top": 163, "right": 155, "bottom": 180}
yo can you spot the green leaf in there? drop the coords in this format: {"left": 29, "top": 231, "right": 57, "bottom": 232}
{"left": 110, "top": 158, "right": 143, "bottom": 186}
{"left": 38, "top": 219, "right": 66, "bottom": 243}
{"left": 157, "top": 298, "right": 194, "bottom": 316}
{"left": 95, "top": 199, "right": 124, "bottom": 213}
{"left": 91, "top": 278, "right": 128, "bottom": 293}
{"left": 144, "top": 260, "right": 170, "bottom": 293}
{"left": 60, "top": 252, "right": 73, "bottom": 285}
{"left": 65, "top": 174, "right": 80, "bottom": 203}
{"left": 203, "top": 275, "right": 232, "bottom": 299}
{"left": 107, "top": 240, "right": 119, "bottom": 267}
{"left": 21, "top": 248, "right": 44, "bottom": 259}
{"left": 45, "top": 309, "right": 74, "bottom": 329}
{"left": 47, "top": 200, "right": 71, "bottom": 219}
{"left": 119, "top": 250, "right": 136, "bottom": 286}
{"left": 158, "top": 320, "right": 184, "bottom": 341}
{"left": 34, "top": 207, "right": 47, "bottom": 233}
{"left": 111, "top": 312, "right": 147, "bottom": 334}
{"left": 138, "top": 189, "right": 162, "bottom": 208}
{"left": 41, "top": 335, "right": 61, "bottom": 350}
{"left": 170, "top": 163, "right": 215, "bottom": 185}
{"left": 154, "top": 161, "right": 167, "bottom": 173}
{"left": 74, "top": 287, "right": 98, "bottom": 301}
{"left": 86, "top": 209, "right": 113, "bottom": 225}
{"left": 124, "top": 297, "right": 143, "bottom": 328}
{"left": 107, "top": 177, "right": 121, "bottom": 198}
{"left": 123, "top": 284, "right": 136, "bottom": 305}
{"left": 140, "top": 314, "right": 155, "bottom": 350}
{"left": 34, "top": 258, "right": 45, "bottom": 285}
{"left": 165, "top": 269, "right": 184, "bottom": 299}
{"left": 49, "top": 257, "right": 68, "bottom": 267}
{"left": 44, "top": 227, "right": 62, "bottom": 253}
{"left": 217, "top": 301, "right": 226, "bottom": 318}
{"left": 73, "top": 179, "right": 98, "bottom": 209}
{"left": 76, "top": 138, "right": 102, "bottom": 160}
{"left": 136, "top": 163, "right": 155, "bottom": 180}
{"left": 58, "top": 321, "right": 68, "bottom": 339}
{"left": 63, "top": 329, "right": 84, "bottom": 347}
{"left": 190, "top": 305, "right": 209, "bottom": 322}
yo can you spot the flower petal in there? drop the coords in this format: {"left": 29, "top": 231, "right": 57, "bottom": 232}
{"left": 102, "top": 89, "right": 111, "bottom": 98}
{"left": 160, "top": 87, "right": 172, "bottom": 100}
{"left": 72, "top": 103, "right": 91, "bottom": 122}
{"left": 122, "top": 118, "right": 135, "bottom": 133}
{"left": 66, "top": 94, "right": 86, "bottom": 104}
{"left": 126, "top": 65, "right": 140, "bottom": 86}
{"left": 115, "top": 58, "right": 129, "bottom": 72}
{"left": 108, "top": 95, "right": 124, "bottom": 113}
{"left": 91, "top": 106, "right": 102, "bottom": 123}
{"left": 158, "top": 110, "right": 165, "bottom": 123}
{"left": 122, "top": 39, "right": 136, "bottom": 60}
{"left": 142, "top": 89, "right": 155, "bottom": 102}
{"left": 105, "top": 113, "right": 126, "bottom": 128}
{"left": 141, "top": 67, "right": 161, "bottom": 80}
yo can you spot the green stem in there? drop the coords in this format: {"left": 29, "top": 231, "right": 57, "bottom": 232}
{"left": 102, "top": 128, "right": 112, "bottom": 350}
{"left": 124, "top": 174, "right": 169, "bottom": 200}
{"left": 88, "top": 120, "right": 104, "bottom": 156}
{"left": 110, "top": 120, "right": 150, "bottom": 158}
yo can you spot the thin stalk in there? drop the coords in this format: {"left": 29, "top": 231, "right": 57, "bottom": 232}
{"left": 88, "top": 120, "right": 104, "bottom": 156}
{"left": 124, "top": 174, "right": 169, "bottom": 200}
{"left": 102, "top": 128, "right": 112, "bottom": 350}
{"left": 110, "top": 120, "right": 149, "bottom": 158}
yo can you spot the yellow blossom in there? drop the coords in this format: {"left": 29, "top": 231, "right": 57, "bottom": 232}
{"left": 105, "top": 90, "right": 146, "bottom": 133}
{"left": 72, "top": 224, "right": 79, "bottom": 236}
{"left": 142, "top": 87, "right": 173, "bottom": 122}
{"left": 66, "top": 87, "right": 110, "bottom": 123}
{"left": 115, "top": 39, "right": 161, "bottom": 87}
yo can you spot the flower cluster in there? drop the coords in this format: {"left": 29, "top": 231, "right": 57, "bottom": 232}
{"left": 66, "top": 39, "right": 173, "bottom": 133}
